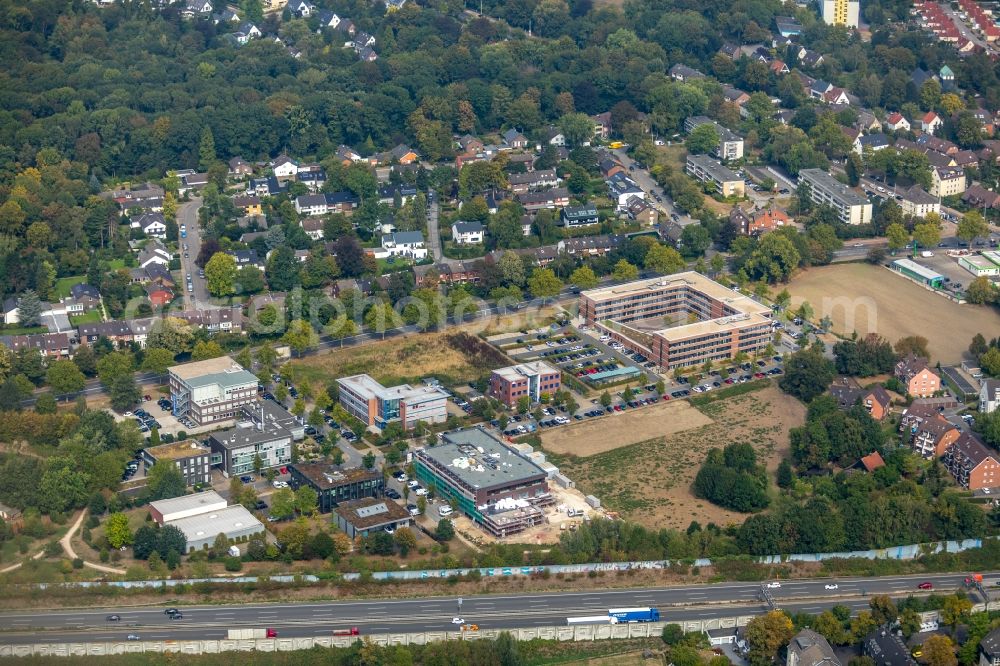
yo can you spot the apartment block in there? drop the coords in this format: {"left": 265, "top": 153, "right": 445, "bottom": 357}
{"left": 168, "top": 357, "right": 258, "bottom": 426}
{"left": 685, "top": 154, "right": 745, "bottom": 197}
{"left": 822, "top": 0, "right": 859, "bottom": 27}
{"left": 684, "top": 116, "right": 745, "bottom": 161}
{"left": 489, "top": 361, "right": 562, "bottom": 407}
{"left": 580, "top": 272, "right": 773, "bottom": 369}
{"left": 944, "top": 432, "right": 1000, "bottom": 490}
{"left": 798, "top": 169, "right": 872, "bottom": 225}
{"left": 337, "top": 374, "right": 448, "bottom": 430}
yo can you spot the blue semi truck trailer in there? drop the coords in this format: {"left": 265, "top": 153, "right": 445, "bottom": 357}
{"left": 608, "top": 607, "right": 660, "bottom": 623}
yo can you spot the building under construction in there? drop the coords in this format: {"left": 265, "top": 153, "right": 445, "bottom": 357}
{"left": 414, "top": 427, "right": 554, "bottom": 538}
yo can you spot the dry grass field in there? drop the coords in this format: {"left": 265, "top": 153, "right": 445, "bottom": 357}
{"left": 541, "top": 399, "right": 712, "bottom": 456}
{"left": 784, "top": 263, "right": 1000, "bottom": 364}
{"left": 548, "top": 385, "right": 805, "bottom": 530}
{"left": 286, "top": 331, "right": 500, "bottom": 389}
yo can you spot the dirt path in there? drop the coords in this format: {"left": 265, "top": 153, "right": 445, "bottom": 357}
{"left": 0, "top": 549, "right": 44, "bottom": 574}
{"left": 61, "top": 509, "right": 126, "bottom": 575}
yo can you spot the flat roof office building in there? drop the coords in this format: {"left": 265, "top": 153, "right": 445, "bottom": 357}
{"left": 142, "top": 440, "right": 215, "bottom": 488}
{"left": 798, "top": 169, "right": 872, "bottom": 225}
{"left": 414, "top": 427, "right": 554, "bottom": 537}
{"left": 169, "top": 504, "right": 265, "bottom": 553}
{"left": 580, "top": 272, "right": 773, "bottom": 369}
{"left": 337, "top": 374, "right": 448, "bottom": 430}
{"left": 149, "top": 490, "right": 227, "bottom": 525}
{"left": 287, "top": 463, "right": 384, "bottom": 513}
{"left": 168, "top": 357, "right": 258, "bottom": 426}
{"left": 489, "top": 361, "right": 562, "bottom": 407}
{"left": 208, "top": 406, "right": 294, "bottom": 476}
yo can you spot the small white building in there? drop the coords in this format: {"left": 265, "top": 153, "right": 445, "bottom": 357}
{"left": 379, "top": 231, "right": 428, "bottom": 260}
{"left": 980, "top": 379, "right": 1000, "bottom": 414}
{"left": 272, "top": 155, "right": 299, "bottom": 179}
{"left": 451, "top": 221, "right": 485, "bottom": 244}
{"left": 149, "top": 490, "right": 227, "bottom": 525}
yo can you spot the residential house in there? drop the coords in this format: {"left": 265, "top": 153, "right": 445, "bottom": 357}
{"left": 800, "top": 50, "right": 825, "bottom": 68}
{"left": 288, "top": 0, "right": 314, "bottom": 16}
{"left": 669, "top": 64, "right": 705, "bottom": 82}
{"left": 787, "top": 629, "right": 841, "bottom": 666}
{"left": 137, "top": 240, "right": 171, "bottom": 268}
{"left": 131, "top": 212, "right": 167, "bottom": 238}
{"left": 561, "top": 204, "right": 600, "bottom": 228}
{"left": 822, "top": 87, "right": 851, "bottom": 105}
{"left": 272, "top": 154, "right": 299, "bottom": 179}
{"left": 228, "top": 249, "right": 263, "bottom": 269}
{"left": 770, "top": 59, "right": 790, "bottom": 75}
{"left": 858, "top": 133, "right": 890, "bottom": 153}
{"left": 233, "top": 195, "right": 262, "bottom": 217}
{"left": 78, "top": 318, "right": 155, "bottom": 348}
{"left": 249, "top": 176, "right": 282, "bottom": 197}
{"left": 0, "top": 333, "right": 71, "bottom": 359}
{"left": 963, "top": 184, "right": 1000, "bottom": 209}
{"left": 916, "top": 133, "right": 959, "bottom": 154}
{"left": 980, "top": 627, "right": 1000, "bottom": 666}
{"left": 145, "top": 284, "right": 174, "bottom": 308}
{"left": 856, "top": 110, "right": 882, "bottom": 132}
{"left": 980, "top": 378, "right": 1000, "bottom": 414}
{"left": 943, "top": 432, "right": 1000, "bottom": 490}
{"left": 353, "top": 31, "right": 375, "bottom": 48}
{"left": 380, "top": 231, "right": 428, "bottom": 259}
{"left": 183, "top": 0, "right": 213, "bottom": 16}
{"left": 178, "top": 172, "right": 208, "bottom": 194}
{"left": 173, "top": 307, "right": 243, "bottom": 334}
{"left": 899, "top": 186, "right": 940, "bottom": 218}
{"left": 357, "top": 46, "right": 377, "bottom": 62}
{"left": 543, "top": 127, "right": 567, "bottom": 146}
{"left": 557, "top": 234, "right": 624, "bottom": 258}
{"left": 129, "top": 264, "right": 175, "bottom": 288}
{"left": 886, "top": 112, "right": 911, "bottom": 132}
{"left": 300, "top": 218, "right": 325, "bottom": 241}
{"left": 860, "top": 451, "right": 886, "bottom": 473}
{"left": 922, "top": 111, "right": 944, "bottom": 135}
{"left": 606, "top": 172, "right": 645, "bottom": 210}
{"left": 517, "top": 187, "right": 570, "bottom": 212}
{"left": 895, "top": 354, "right": 941, "bottom": 397}
{"left": 502, "top": 128, "right": 529, "bottom": 149}
{"left": 228, "top": 156, "right": 253, "bottom": 177}
{"left": 930, "top": 166, "right": 967, "bottom": 197}
{"left": 863, "top": 630, "right": 917, "bottom": 666}
{"left": 592, "top": 112, "right": 612, "bottom": 140}
{"left": 69, "top": 284, "right": 101, "bottom": 311}
{"left": 389, "top": 144, "right": 418, "bottom": 165}
{"left": 506, "top": 152, "right": 534, "bottom": 171}
{"left": 413, "top": 261, "right": 482, "bottom": 287}
{"left": 120, "top": 197, "right": 163, "bottom": 215}
{"left": 718, "top": 43, "right": 741, "bottom": 60}
{"left": 378, "top": 184, "right": 418, "bottom": 206}
{"left": 293, "top": 192, "right": 359, "bottom": 216}
{"left": 297, "top": 169, "right": 326, "bottom": 191}
{"left": 508, "top": 169, "right": 560, "bottom": 195}
{"left": 627, "top": 197, "right": 658, "bottom": 225}
{"left": 599, "top": 158, "right": 625, "bottom": 179}
{"left": 451, "top": 220, "right": 485, "bottom": 244}
{"left": 730, "top": 205, "right": 791, "bottom": 236}
{"left": 775, "top": 16, "right": 804, "bottom": 37}
{"left": 316, "top": 9, "right": 341, "bottom": 27}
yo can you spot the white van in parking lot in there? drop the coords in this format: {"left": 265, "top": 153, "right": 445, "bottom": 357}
{"left": 438, "top": 505, "right": 453, "bottom": 517}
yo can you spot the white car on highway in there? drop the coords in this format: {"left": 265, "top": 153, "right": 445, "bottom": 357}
{"left": 766, "top": 581, "right": 781, "bottom": 588}
{"left": 452, "top": 617, "right": 465, "bottom": 625}
{"left": 825, "top": 584, "right": 839, "bottom": 590}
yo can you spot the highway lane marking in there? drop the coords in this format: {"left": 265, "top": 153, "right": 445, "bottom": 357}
{"left": 2, "top": 572, "right": 988, "bottom": 623}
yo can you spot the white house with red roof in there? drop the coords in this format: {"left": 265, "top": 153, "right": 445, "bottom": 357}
{"left": 886, "top": 112, "right": 910, "bottom": 132}
{"left": 921, "top": 112, "right": 943, "bottom": 135}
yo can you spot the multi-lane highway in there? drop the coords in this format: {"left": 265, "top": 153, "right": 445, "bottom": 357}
{"left": 0, "top": 572, "right": 985, "bottom": 644}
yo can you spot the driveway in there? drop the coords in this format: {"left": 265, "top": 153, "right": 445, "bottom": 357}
{"left": 611, "top": 148, "right": 694, "bottom": 223}
{"left": 426, "top": 190, "right": 443, "bottom": 262}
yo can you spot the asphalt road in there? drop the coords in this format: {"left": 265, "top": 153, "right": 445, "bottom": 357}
{"left": 177, "top": 198, "right": 211, "bottom": 309}
{"left": 0, "top": 572, "right": 983, "bottom": 644}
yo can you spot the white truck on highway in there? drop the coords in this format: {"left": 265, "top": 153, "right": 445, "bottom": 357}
{"left": 227, "top": 628, "right": 277, "bottom": 639}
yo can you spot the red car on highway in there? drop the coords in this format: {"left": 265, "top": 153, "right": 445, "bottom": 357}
{"left": 917, "top": 582, "right": 933, "bottom": 590}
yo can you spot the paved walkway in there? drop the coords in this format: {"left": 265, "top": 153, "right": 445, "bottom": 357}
{"left": 61, "top": 509, "right": 127, "bottom": 575}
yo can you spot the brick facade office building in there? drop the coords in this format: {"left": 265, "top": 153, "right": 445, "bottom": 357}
{"left": 580, "top": 272, "right": 773, "bottom": 369}
{"left": 489, "top": 361, "right": 562, "bottom": 407}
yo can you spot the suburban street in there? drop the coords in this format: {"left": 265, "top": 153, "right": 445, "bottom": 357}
{"left": 0, "top": 572, "right": 987, "bottom": 644}
{"left": 177, "top": 197, "right": 211, "bottom": 308}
